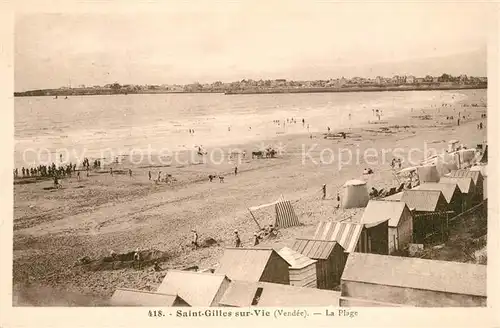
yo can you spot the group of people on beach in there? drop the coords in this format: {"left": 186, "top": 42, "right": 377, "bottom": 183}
{"left": 147, "top": 170, "right": 175, "bottom": 184}
{"left": 14, "top": 162, "right": 77, "bottom": 179}
{"left": 391, "top": 158, "right": 402, "bottom": 169}
{"left": 190, "top": 224, "right": 277, "bottom": 250}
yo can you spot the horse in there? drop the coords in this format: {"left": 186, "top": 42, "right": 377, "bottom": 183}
{"left": 265, "top": 149, "right": 277, "bottom": 158}
{"left": 252, "top": 151, "right": 263, "bottom": 159}
{"left": 219, "top": 176, "right": 225, "bottom": 183}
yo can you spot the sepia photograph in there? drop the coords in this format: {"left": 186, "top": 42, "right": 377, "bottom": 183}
{"left": 8, "top": 1, "right": 494, "bottom": 313}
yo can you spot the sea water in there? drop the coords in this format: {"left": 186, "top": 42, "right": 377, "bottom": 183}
{"left": 14, "top": 90, "right": 468, "bottom": 167}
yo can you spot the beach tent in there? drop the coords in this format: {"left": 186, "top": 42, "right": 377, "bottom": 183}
{"left": 248, "top": 195, "right": 301, "bottom": 229}
{"left": 312, "top": 220, "right": 389, "bottom": 256}
{"left": 340, "top": 253, "right": 486, "bottom": 307}
{"left": 448, "top": 139, "right": 460, "bottom": 152}
{"left": 110, "top": 288, "right": 189, "bottom": 307}
{"left": 277, "top": 247, "right": 317, "bottom": 288}
{"left": 215, "top": 248, "right": 291, "bottom": 285}
{"left": 157, "top": 270, "right": 231, "bottom": 307}
{"left": 291, "top": 239, "right": 346, "bottom": 290}
{"left": 421, "top": 154, "right": 458, "bottom": 176}
{"left": 452, "top": 149, "right": 477, "bottom": 169}
{"left": 416, "top": 165, "right": 440, "bottom": 183}
{"left": 361, "top": 200, "right": 413, "bottom": 254}
{"left": 342, "top": 179, "right": 369, "bottom": 209}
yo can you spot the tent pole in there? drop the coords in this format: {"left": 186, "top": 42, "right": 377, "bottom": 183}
{"left": 248, "top": 209, "right": 262, "bottom": 230}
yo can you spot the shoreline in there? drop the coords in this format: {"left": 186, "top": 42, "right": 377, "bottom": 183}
{"left": 14, "top": 85, "right": 486, "bottom": 98}
{"left": 14, "top": 89, "right": 474, "bottom": 168}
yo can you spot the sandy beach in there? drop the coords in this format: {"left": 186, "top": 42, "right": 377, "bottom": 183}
{"left": 12, "top": 90, "right": 487, "bottom": 305}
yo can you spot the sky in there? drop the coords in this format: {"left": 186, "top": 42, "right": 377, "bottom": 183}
{"left": 14, "top": 2, "right": 491, "bottom": 91}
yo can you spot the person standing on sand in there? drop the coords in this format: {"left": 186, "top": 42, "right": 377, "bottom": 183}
{"left": 234, "top": 166, "right": 238, "bottom": 176}
{"left": 86, "top": 167, "right": 90, "bottom": 177}
{"left": 77, "top": 171, "right": 80, "bottom": 181}
{"left": 457, "top": 118, "right": 460, "bottom": 126}
{"left": 129, "top": 168, "right": 132, "bottom": 178}
{"left": 234, "top": 230, "right": 241, "bottom": 248}
{"left": 148, "top": 171, "right": 152, "bottom": 180}
{"left": 110, "top": 167, "right": 113, "bottom": 176}
{"left": 157, "top": 171, "right": 162, "bottom": 183}
{"left": 253, "top": 233, "right": 261, "bottom": 246}
{"left": 322, "top": 184, "right": 327, "bottom": 200}
{"left": 191, "top": 230, "right": 199, "bottom": 249}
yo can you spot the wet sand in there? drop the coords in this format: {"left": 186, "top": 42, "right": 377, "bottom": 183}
{"left": 13, "top": 91, "right": 487, "bottom": 305}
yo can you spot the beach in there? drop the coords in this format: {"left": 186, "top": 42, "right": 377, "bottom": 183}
{"left": 13, "top": 89, "right": 487, "bottom": 305}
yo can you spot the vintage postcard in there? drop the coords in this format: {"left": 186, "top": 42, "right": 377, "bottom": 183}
{"left": 1, "top": 1, "right": 499, "bottom": 327}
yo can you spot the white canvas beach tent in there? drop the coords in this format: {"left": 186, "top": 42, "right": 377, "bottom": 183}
{"left": 248, "top": 195, "right": 301, "bottom": 229}
{"left": 342, "top": 179, "right": 369, "bottom": 209}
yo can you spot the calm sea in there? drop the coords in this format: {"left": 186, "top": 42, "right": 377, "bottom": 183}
{"left": 14, "top": 90, "right": 469, "bottom": 167}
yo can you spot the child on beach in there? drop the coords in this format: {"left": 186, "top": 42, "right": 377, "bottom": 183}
{"left": 234, "top": 230, "right": 241, "bottom": 247}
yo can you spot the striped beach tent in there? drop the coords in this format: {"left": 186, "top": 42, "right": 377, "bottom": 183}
{"left": 274, "top": 196, "right": 300, "bottom": 228}
{"left": 248, "top": 195, "right": 301, "bottom": 229}
{"left": 313, "top": 221, "right": 364, "bottom": 253}
{"left": 312, "top": 219, "right": 389, "bottom": 255}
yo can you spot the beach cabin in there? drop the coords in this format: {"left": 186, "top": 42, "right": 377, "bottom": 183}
{"left": 453, "top": 148, "right": 477, "bottom": 169}
{"left": 413, "top": 182, "right": 463, "bottom": 216}
{"left": 399, "top": 190, "right": 449, "bottom": 243}
{"left": 361, "top": 200, "right": 413, "bottom": 254}
{"left": 215, "top": 248, "right": 290, "bottom": 285}
{"left": 416, "top": 165, "right": 440, "bottom": 183}
{"left": 157, "top": 270, "right": 231, "bottom": 307}
{"left": 447, "top": 169, "right": 484, "bottom": 205}
{"left": 277, "top": 247, "right": 317, "bottom": 288}
{"left": 218, "top": 281, "right": 341, "bottom": 307}
{"left": 291, "top": 239, "right": 345, "bottom": 290}
{"left": 109, "top": 288, "right": 189, "bottom": 307}
{"left": 439, "top": 176, "right": 475, "bottom": 211}
{"left": 341, "top": 253, "right": 487, "bottom": 307}
{"left": 448, "top": 139, "right": 460, "bottom": 153}
{"left": 342, "top": 179, "right": 369, "bottom": 209}
{"left": 313, "top": 220, "right": 389, "bottom": 255}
